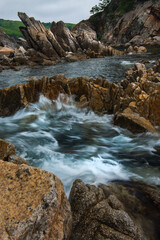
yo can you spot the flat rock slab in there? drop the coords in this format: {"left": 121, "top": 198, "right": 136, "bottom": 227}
{"left": 0, "top": 160, "right": 72, "bottom": 240}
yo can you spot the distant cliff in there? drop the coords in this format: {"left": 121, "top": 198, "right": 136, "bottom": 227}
{"left": 87, "top": 0, "right": 160, "bottom": 46}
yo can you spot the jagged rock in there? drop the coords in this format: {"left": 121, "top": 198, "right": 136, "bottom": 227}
{"left": 18, "top": 12, "right": 123, "bottom": 60}
{"left": 69, "top": 179, "right": 160, "bottom": 240}
{"left": 0, "top": 75, "right": 116, "bottom": 117}
{"left": 18, "top": 12, "right": 66, "bottom": 58}
{"left": 17, "top": 37, "right": 29, "bottom": 50}
{"left": 0, "top": 160, "right": 72, "bottom": 240}
{"left": 114, "top": 108, "right": 156, "bottom": 134}
{"left": 1, "top": 60, "right": 160, "bottom": 133}
{"left": 0, "top": 27, "right": 19, "bottom": 49}
{"left": 72, "top": 21, "right": 97, "bottom": 50}
{"left": 51, "top": 21, "right": 80, "bottom": 52}
{"left": 0, "top": 138, "right": 29, "bottom": 165}
{"left": 72, "top": 21, "right": 123, "bottom": 56}
{"left": 89, "top": 0, "right": 160, "bottom": 46}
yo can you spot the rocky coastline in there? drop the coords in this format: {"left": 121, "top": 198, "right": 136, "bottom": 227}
{"left": 0, "top": 12, "right": 123, "bottom": 73}
{"left": 0, "top": 0, "right": 160, "bottom": 239}
{"left": 1, "top": 60, "right": 160, "bottom": 133}
{"left": 0, "top": 136, "right": 159, "bottom": 239}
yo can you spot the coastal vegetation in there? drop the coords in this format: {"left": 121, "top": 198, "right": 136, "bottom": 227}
{"left": 0, "top": 19, "right": 75, "bottom": 39}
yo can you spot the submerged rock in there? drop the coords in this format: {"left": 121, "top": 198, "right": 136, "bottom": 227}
{"left": 69, "top": 179, "right": 160, "bottom": 240}
{"left": 0, "top": 160, "right": 72, "bottom": 240}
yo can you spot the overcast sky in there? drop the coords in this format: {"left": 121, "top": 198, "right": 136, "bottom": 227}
{"left": 0, "top": 0, "right": 99, "bottom": 23}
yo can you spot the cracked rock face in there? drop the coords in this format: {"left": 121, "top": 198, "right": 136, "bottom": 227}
{"left": 89, "top": 0, "right": 160, "bottom": 46}
{"left": 18, "top": 12, "right": 123, "bottom": 59}
{"left": 0, "top": 160, "right": 72, "bottom": 240}
{"left": 69, "top": 179, "right": 160, "bottom": 240}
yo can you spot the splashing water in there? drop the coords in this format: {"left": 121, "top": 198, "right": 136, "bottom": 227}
{"left": 0, "top": 95, "right": 160, "bottom": 195}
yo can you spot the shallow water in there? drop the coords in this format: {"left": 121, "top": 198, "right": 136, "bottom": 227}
{"left": 0, "top": 95, "right": 160, "bottom": 195}
{"left": 0, "top": 52, "right": 159, "bottom": 89}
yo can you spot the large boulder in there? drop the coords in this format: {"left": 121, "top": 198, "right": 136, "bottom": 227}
{"left": 69, "top": 179, "right": 160, "bottom": 240}
{"left": 114, "top": 108, "right": 156, "bottom": 133}
{"left": 0, "top": 160, "right": 72, "bottom": 240}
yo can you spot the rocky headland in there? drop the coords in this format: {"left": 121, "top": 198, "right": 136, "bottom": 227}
{"left": 88, "top": 0, "right": 160, "bottom": 48}
{"left": 0, "top": 12, "right": 123, "bottom": 72}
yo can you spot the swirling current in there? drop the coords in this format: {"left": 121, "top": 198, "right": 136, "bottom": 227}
{"left": 0, "top": 54, "right": 160, "bottom": 195}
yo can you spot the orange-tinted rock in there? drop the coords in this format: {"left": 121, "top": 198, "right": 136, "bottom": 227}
{"left": 114, "top": 108, "right": 156, "bottom": 133}
{"left": 0, "top": 46, "right": 15, "bottom": 57}
{"left": 0, "top": 139, "right": 29, "bottom": 165}
{"left": 0, "top": 160, "right": 72, "bottom": 240}
{"left": 0, "top": 138, "right": 15, "bottom": 160}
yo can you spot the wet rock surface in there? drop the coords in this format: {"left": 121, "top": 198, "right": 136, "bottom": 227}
{"left": 69, "top": 179, "right": 160, "bottom": 240}
{"left": 1, "top": 59, "right": 160, "bottom": 133}
{"left": 0, "top": 138, "right": 72, "bottom": 240}
{"left": 0, "top": 160, "right": 72, "bottom": 240}
{"left": 0, "top": 138, "right": 29, "bottom": 165}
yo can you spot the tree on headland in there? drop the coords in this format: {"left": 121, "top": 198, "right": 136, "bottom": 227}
{"left": 90, "top": 0, "right": 111, "bottom": 14}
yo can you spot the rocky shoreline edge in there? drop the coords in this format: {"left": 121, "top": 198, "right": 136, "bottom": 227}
{"left": 0, "top": 59, "right": 160, "bottom": 239}
{"left": 0, "top": 137, "right": 160, "bottom": 240}
{"left": 1, "top": 60, "right": 160, "bottom": 133}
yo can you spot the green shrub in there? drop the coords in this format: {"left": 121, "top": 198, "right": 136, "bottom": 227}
{"left": 0, "top": 19, "right": 75, "bottom": 40}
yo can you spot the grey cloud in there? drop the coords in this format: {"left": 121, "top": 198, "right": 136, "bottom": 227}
{"left": 0, "top": 0, "right": 99, "bottom": 23}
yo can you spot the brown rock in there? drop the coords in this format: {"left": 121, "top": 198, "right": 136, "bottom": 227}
{"left": 137, "top": 46, "right": 147, "bottom": 53}
{"left": 51, "top": 21, "right": 79, "bottom": 52}
{"left": 65, "top": 52, "right": 87, "bottom": 62}
{"left": 0, "top": 138, "right": 29, "bottom": 165}
{"left": 18, "top": 12, "right": 66, "bottom": 58}
{"left": 92, "top": 0, "right": 160, "bottom": 46}
{"left": 72, "top": 21, "right": 123, "bottom": 57}
{"left": 0, "top": 138, "right": 15, "bottom": 160}
{"left": 114, "top": 108, "right": 156, "bottom": 133}
{"left": 0, "top": 46, "right": 15, "bottom": 57}
{"left": 69, "top": 179, "right": 144, "bottom": 240}
{"left": 0, "top": 160, "right": 72, "bottom": 240}
{"left": 0, "top": 27, "right": 19, "bottom": 49}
